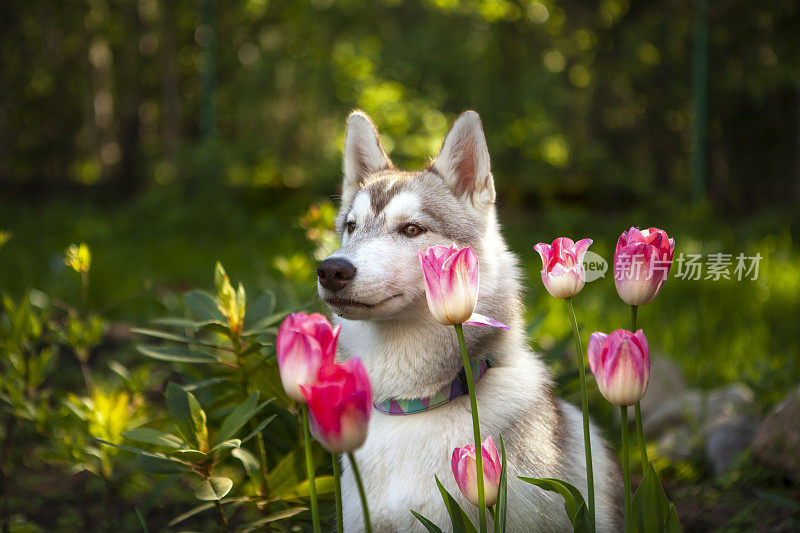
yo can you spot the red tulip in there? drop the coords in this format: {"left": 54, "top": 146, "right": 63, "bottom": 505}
{"left": 533, "top": 237, "right": 593, "bottom": 299}
{"left": 613, "top": 227, "right": 675, "bottom": 306}
{"left": 300, "top": 358, "right": 372, "bottom": 453}
{"left": 588, "top": 329, "right": 650, "bottom": 406}
{"left": 276, "top": 312, "right": 340, "bottom": 402}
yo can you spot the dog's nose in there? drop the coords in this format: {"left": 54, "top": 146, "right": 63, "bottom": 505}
{"left": 317, "top": 257, "right": 357, "bottom": 292}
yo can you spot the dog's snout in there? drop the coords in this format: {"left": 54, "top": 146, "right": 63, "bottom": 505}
{"left": 317, "top": 257, "right": 357, "bottom": 292}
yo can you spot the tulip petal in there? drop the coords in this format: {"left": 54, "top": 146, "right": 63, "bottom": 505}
{"left": 533, "top": 243, "right": 552, "bottom": 269}
{"left": 464, "top": 312, "right": 510, "bottom": 330}
{"left": 626, "top": 227, "right": 645, "bottom": 243}
{"left": 587, "top": 331, "right": 609, "bottom": 377}
{"left": 302, "top": 358, "right": 372, "bottom": 453}
{"left": 420, "top": 244, "right": 480, "bottom": 325}
{"left": 573, "top": 238, "right": 593, "bottom": 265}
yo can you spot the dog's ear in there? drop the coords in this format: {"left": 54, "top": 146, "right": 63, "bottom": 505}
{"left": 431, "top": 110, "right": 495, "bottom": 207}
{"left": 342, "top": 111, "right": 393, "bottom": 206}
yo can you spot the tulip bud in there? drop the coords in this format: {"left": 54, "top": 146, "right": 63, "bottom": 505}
{"left": 613, "top": 227, "right": 675, "bottom": 306}
{"left": 451, "top": 436, "right": 502, "bottom": 507}
{"left": 419, "top": 245, "right": 509, "bottom": 329}
{"left": 588, "top": 329, "right": 650, "bottom": 406}
{"left": 300, "top": 358, "right": 372, "bottom": 453}
{"left": 419, "top": 244, "right": 479, "bottom": 325}
{"left": 276, "top": 312, "right": 340, "bottom": 402}
{"left": 533, "top": 238, "right": 593, "bottom": 299}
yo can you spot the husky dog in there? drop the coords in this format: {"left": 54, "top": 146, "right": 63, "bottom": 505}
{"left": 317, "top": 110, "right": 622, "bottom": 532}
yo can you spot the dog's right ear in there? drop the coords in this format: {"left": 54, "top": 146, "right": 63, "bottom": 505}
{"left": 342, "top": 111, "right": 393, "bottom": 207}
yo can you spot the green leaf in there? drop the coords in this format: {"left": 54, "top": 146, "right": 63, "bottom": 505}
{"left": 167, "top": 497, "right": 248, "bottom": 527}
{"left": 239, "top": 507, "right": 308, "bottom": 533}
{"left": 518, "top": 477, "right": 585, "bottom": 525}
{"left": 95, "top": 438, "right": 192, "bottom": 474}
{"left": 151, "top": 317, "right": 219, "bottom": 330}
{"left": 411, "top": 510, "right": 445, "bottom": 533}
{"left": 270, "top": 446, "right": 314, "bottom": 498}
{"left": 168, "top": 502, "right": 216, "bottom": 527}
{"left": 572, "top": 502, "right": 592, "bottom": 533}
{"left": 231, "top": 448, "right": 260, "bottom": 476}
{"left": 137, "top": 453, "right": 191, "bottom": 475}
{"left": 665, "top": 503, "right": 683, "bottom": 533}
{"left": 137, "top": 345, "right": 219, "bottom": 364}
{"left": 435, "top": 474, "right": 478, "bottom": 533}
{"left": 241, "top": 293, "right": 275, "bottom": 332}
{"left": 183, "top": 377, "right": 229, "bottom": 391}
{"left": 280, "top": 475, "right": 336, "bottom": 499}
{"left": 183, "top": 290, "right": 226, "bottom": 322}
{"left": 210, "top": 439, "right": 241, "bottom": 453}
{"left": 123, "top": 427, "right": 184, "bottom": 449}
{"left": 166, "top": 382, "right": 208, "bottom": 451}
{"left": 93, "top": 438, "right": 163, "bottom": 457}
{"left": 243, "top": 312, "right": 288, "bottom": 336}
{"left": 135, "top": 508, "right": 149, "bottom": 533}
{"left": 195, "top": 476, "right": 234, "bottom": 501}
{"left": 239, "top": 414, "right": 277, "bottom": 444}
{"left": 172, "top": 448, "right": 208, "bottom": 463}
{"left": 131, "top": 327, "right": 197, "bottom": 343}
{"left": 132, "top": 327, "right": 228, "bottom": 349}
{"left": 632, "top": 462, "right": 670, "bottom": 533}
{"left": 216, "top": 393, "right": 272, "bottom": 445}
{"left": 493, "top": 434, "right": 508, "bottom": 533}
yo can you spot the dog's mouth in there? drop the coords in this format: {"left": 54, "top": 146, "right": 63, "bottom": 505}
{"left": 325, "top": 293, "right": 402, "bottom": 309}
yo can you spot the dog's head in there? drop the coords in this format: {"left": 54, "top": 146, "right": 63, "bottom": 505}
{"left": 318, "top": 110, "right": 502, "bottom": 322}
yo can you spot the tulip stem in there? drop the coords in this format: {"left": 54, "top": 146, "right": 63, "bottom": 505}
{"left": 630, "top": 305, "right": 649, "bottom": 475}
{"left": 332, "top": 452, "right": 343, "bottom": 533}
{"left": 302, "top": 404, "right": 321, "bottom": 533}
{"left": 621, "top": 405, "right": 632, "bottom": 533}
{"left": 566, "top": 298, "right": 595, "bottom": 531}
{"left": 454, "top": 323, "right": 488, "bottom": 533}
{"left": 347, "top": 452, "right": 372, "bottom": 533}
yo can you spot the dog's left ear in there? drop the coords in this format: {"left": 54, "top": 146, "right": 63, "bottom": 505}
{"left": 431, "top": 110, "right": 495, "bottom": 208}
{"left": 342, "top": 110, "right": 394, "bottom": 208}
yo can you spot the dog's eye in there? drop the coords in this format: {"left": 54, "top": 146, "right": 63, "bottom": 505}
{"left": 345, "top": 221, "right": 356, "bottom": 234}
{"left": 402, "top": 223, "right": 425, "bottom": 237}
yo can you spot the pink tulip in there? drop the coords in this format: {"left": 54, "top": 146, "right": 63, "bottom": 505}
{"left": 588, "top": 329, "right": 650, "bottom": 407}
{"left": 419, "top": 245, "right": 509, "bottom": 329}
{"left": 613, "top": 227, "right": 675, "bottom": 306}
{"left": 533, "top": 237, "right": 593, "bottom": 299}
{"left": 451, "top": 436, "right": 502, "bottom": 507}
{"left": 276, "top": 312, "right": 340, "bottom": 402}
{"left": 300, "top": 358, "right": 372, "bottom": 453}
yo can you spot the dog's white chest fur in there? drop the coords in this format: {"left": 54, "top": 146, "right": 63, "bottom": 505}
{"left": 336, "top": 350, "right": 621, "bottom": 533}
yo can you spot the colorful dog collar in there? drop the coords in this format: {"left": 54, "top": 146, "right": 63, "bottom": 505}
{"left": 373, "top": 356, "right": 493, "bottom": 415}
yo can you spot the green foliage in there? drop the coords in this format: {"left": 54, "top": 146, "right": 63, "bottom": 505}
{"left": 519, "top": 477, "right": 592, "bottom": 531}
{"left": 493, "top": 434, "right": 508, "bottom": 533}
{"left": 631, "top": 462, "right": 676, "bottom": 533}
{"left": 0, "top": 293, "right": 56, "bottom": 422}
{"left": 435, "top": 474, "right": 479, "bottom": 533}
{"left": 93, "top": 263, "right": 322, "bottom": 530}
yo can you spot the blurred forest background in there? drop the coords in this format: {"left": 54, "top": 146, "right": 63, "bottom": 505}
{"left": 1, "top": 0, "right": 799, "bottom": 531}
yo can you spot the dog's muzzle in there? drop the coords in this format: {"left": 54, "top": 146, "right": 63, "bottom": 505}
{"left": 317, "top": 257, "right": 357, "bottom": 292}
